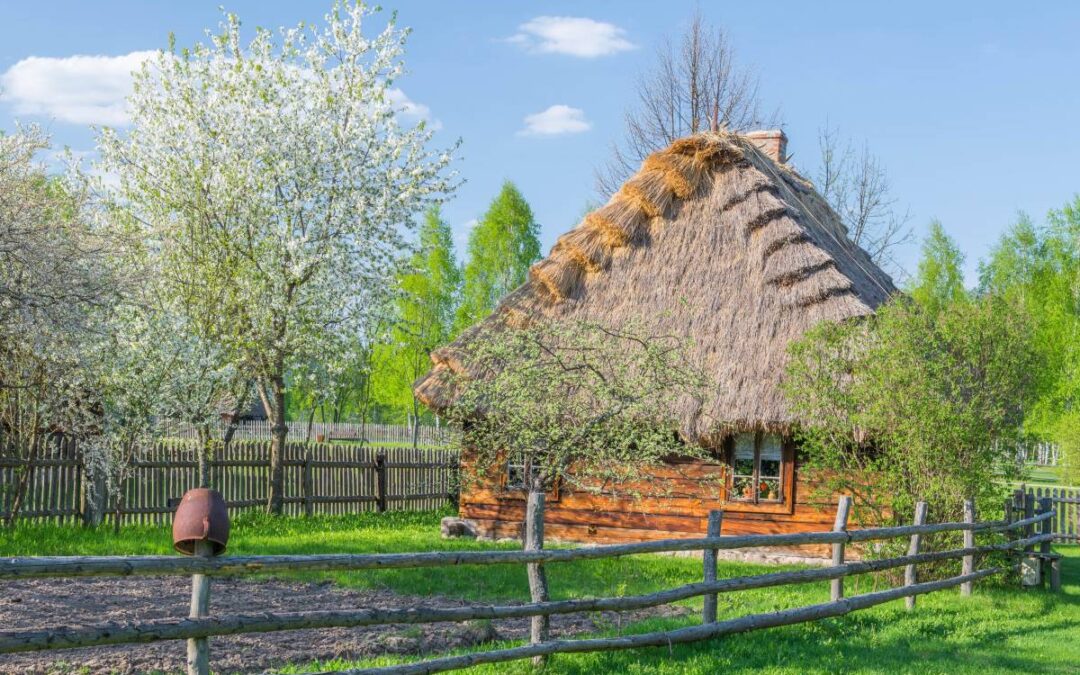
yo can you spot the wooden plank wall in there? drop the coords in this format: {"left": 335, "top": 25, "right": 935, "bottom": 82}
{"left": 1, "top": 440, "right": 459, "bottom": 525}
{"left": 459, "top": 456, "right": 839, "bottom": 556}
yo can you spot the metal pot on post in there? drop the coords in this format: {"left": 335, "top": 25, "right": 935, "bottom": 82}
{"left": 172, "top": 488, "right": 229, "bottom": 675}
{"left": 173, "top": 488, "right": 230, "bottom": 556}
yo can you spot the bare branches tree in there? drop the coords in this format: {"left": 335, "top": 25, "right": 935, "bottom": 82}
{"left": 816, "top": 124, "right": 913, "bottom": 278}
{"left": 598, "top": 11, "right": 777, "bottom": 195}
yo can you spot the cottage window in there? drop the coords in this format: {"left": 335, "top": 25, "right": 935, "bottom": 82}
{"left": 730, "top": 433, "right": 784, "bottom": 503}
{"left": 505, "top": 452, "right": 542, "bottom": 491}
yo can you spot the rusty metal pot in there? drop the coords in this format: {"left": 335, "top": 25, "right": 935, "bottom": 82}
{"left": 172, "top": 488, "right": 230, "bottom": 556}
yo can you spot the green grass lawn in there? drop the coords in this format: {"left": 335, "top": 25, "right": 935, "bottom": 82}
{"left": 3, "top": 510, "right": 1077, "bottom": 674}
{"left": 1021, "top": 464, "right": 1079, "bottom": 489}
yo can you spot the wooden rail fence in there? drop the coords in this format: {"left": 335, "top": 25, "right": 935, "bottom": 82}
{"left": 1, "top": 438, "right": 459, "bottom": 525}
{"left": 0, "top": 497, "right": 1060, "bottom": 675}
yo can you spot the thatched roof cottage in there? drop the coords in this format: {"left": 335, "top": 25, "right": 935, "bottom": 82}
{"left": 415, "top": 130, "right": 896, "bottom": 552}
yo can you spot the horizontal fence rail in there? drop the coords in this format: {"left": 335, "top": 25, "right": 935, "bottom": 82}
{"left": 1, "top": 439, "right": 460, "bottom": 525}
{"left": 0, "top": 515, "right": 1036, "bottom": 580}
{"left": 0, "top": 499, "right": 1061, "bottom": 675}
{"left": 333, "top": 567, "right": 1010, "bottom": 675}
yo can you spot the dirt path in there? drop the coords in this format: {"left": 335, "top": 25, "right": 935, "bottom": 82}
{"left": 0, "top": 576, "right": 689, "bottom": 674}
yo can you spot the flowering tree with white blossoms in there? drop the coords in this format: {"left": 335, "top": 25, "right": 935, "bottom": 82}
{"left": 0, "top": 127, "right": 125, "bottom": 525}
{"left": 98, "top": 1, "right": 457, "bottom": 513}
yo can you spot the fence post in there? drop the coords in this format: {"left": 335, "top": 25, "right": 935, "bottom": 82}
{"left": 187, "top": 540, "right": 212, "bottom": 675}
{"left": 81, "top": 465, "right": 107, "bottom": 527}
{"left": 1039, "top": 496, "right": 1054, "bottom": 591}
{"left": 1020, "top": 490, "right": 1040, "bottom": 587}
{"left": 904, "top": 501, "right": 928, "bottom": 610}
{"left": 375, "top": 452, "right": 388, "bottom": 513}
{"left": 702, "top": 510, "right": 723, "bottom": 624}
{"left": 1039, "top": 496, "right": 1053, "bottom": 555}
{"left": 302, "top": 445, "right": 314, "bottom": 518}
{"left": 831, "top": 496, "right": 852, "bottom": 602}
{"left": 960, "top": 499, "right": 976, "bottom": 596}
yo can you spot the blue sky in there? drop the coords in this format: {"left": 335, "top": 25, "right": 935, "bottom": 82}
{"left": 2, "top": 1, "right": 1079, "bottom": 284}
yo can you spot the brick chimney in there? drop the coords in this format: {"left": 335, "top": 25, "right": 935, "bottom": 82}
{"left": 745, "top": 129, "right": 788, "bottom": 163}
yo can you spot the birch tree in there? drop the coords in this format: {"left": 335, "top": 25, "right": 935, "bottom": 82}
{"left": 374, "top": 204, "right": 460, "bottom": 435}
{"left": 816, "top": 124, "right": 913, "bottom": 277}
{"left": 455, "top": 182, "right": 540, "bottom": 332}
{"left": 98, "top": 2, "right": 457, "bottom": 514}
{"left": 598, "top": 11, "right": 774, "bottom": 195}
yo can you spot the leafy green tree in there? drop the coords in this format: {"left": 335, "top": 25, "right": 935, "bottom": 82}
{"left": 454, "top": 182, "right": 541, "bottom": 332}
{"left": 979, "top": 203, "right": 1080, "bottom": 461}
{"left": 445, "top": 318, "right": 707, "bottom": 657}
{"left": 909, "top": 220, "right": 968, "bottom": 314}
{"left": 375, "top": 205, "right": 461, "bottom": 438}
{"left": 784, "top": 294, "right": 1040, "bottom": 526}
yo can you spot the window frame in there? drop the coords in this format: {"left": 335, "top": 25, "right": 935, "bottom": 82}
{"left": 498, "top": 453, "right": 561, "bottom": 501}
{"left": 724, "top": 433, "right": 796, "bottom": 514}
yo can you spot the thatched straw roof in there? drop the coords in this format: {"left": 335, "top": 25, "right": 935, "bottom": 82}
{"left": 415, "top": 131, "right": 896, "bottom": 438}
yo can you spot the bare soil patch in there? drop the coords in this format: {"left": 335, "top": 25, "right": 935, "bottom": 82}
{"left": 1, "top": 576, "right": 689, "bottom": 674}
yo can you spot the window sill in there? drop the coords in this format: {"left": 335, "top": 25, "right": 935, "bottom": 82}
{"left": 722, "top": 498, "right": 795, "bottom": 515}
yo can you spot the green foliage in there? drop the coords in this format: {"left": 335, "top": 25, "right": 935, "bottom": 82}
{"left": 446, "top": 318, "right": 708, "bottom": 496}
{"left": 785, "top": 295, "right": 1041, "bottom": 524}
{"left": 909, "top": 220, "right": 968, "bottom": 315}
{"left": 978, "top": 202, "right": 1080, "bottom": 447}
{"left": 1055, "top": 411, "right": 1080, "bottom": 486}
{"left": 373, "top": 205, "right": 461, "bottom": 419}
{"left": 454, "top": 182, "right": 541, "bottom": 333}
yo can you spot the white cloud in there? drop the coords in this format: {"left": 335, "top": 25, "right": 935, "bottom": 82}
{"left": 387, "top": 88, "right": 442, "bottom": 131}
{"left": 518, "top": 105, "right": 591, "bottom": 137}
{"left": 507, "top": 16, "right": 635, "bottom": 58}
{"left": 0, "top": 51, "right": 439, "bottom": 132}
{"left": 0, "top": 51, "right": 155, "bottom": 126}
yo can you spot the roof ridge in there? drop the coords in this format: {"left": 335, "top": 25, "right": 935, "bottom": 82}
{"left": 527, "top": 131, "right": 745, "bottom": 304}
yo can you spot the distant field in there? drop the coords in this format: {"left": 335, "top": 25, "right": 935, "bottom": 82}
{"left": 1018, "top": 464, "right": 1078, "bottom": 489}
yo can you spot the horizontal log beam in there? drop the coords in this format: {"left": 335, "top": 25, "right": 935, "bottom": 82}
{"left": 281, "top": 496, "right": 379, "bottom": 505}
{"left": 0, "top": 535, "right": 1047, "bottom": 654}
{"left": 0, "top": 533, "right": 845, "bottom": 579}
{"left": 0, "top": 459, "right": 80, "bottom": 468}
{"left": 317, "top": 566, "right": 1010, "bottom": 675}
{"left": 1, "top": 515, "right": 1052, "bottom": 580}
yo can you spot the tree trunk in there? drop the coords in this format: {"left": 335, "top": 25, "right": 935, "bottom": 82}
{"left": 112, "top": 481, "right": 126, "bottom": 535}
{"left": 411, "top": 398, "right": 421, "bottom": 449}
{"left": 222, "top": 386, "right": 249, "bottom": 450}
{"left": 264, "top": 380, "right": 288, "bottom": 516}
{"left": 196, "top": 425, "right": 211, "bottom": 489}
{"left": 5, "top": 434, "right": 41, "bottom": 527}
{"left": 305, "top": 407, "right": 316, "bottom": 444}
{"left": 524, "top": 480, "right": 550, "bottom": 665}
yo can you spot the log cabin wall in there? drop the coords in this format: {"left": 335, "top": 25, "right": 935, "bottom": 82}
{"left": 458, "top": 442, "right": 842, "bottom": 559}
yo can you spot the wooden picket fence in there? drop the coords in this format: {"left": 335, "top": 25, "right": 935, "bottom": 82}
{"left": 160, "top": 420, "right": 453, "bottom": 447}
{"left": 0, "top": 438, "right": 460, "bottom": 525}
{"left": 0, "top": 436, "right": 83, "bottom": 524}
{"left": 0, "top": 496, "right": 1060, "bottom": 675}
{"left": 1022, "top": 484, "right": 1079, "bottom": 542}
